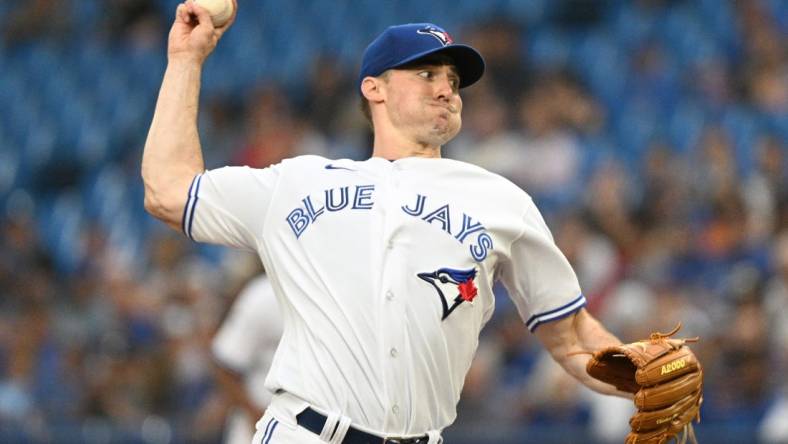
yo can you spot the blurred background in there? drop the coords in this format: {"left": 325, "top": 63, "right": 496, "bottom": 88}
{"left": 1, "top": 0, "right": 787, "bottom": 443}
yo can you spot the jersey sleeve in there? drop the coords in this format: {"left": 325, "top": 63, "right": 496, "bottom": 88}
{"left": 182, "top": 165, "right": 280, "bottom": 250}
{"left": 499, "top": 198, "right": 585, "bottom": 332}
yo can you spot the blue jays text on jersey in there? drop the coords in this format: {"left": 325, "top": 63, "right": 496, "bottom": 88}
{"left": 183, "top": 155, "right": 585, "bottom": 436}
{"left": 286, "top": 184, "right": 494, "bottom": 261}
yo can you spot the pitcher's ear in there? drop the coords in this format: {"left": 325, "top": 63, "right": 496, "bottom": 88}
{"left": 361, "top": 76, "right": 385, "bottom": 103}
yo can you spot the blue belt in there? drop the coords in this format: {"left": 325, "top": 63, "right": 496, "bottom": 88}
{"left": 296, "top": 407, "right": 431, "bottom": 444}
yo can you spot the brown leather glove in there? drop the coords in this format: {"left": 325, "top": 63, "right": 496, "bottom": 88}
{"left": 586, "top": 325, "right": 703, "bottom": 444}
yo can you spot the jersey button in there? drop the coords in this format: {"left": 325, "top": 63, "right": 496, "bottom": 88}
{"left": 390, "top": 347, "right": 398, "bottom": 358}
{"left": 385, "top": 291, "right": 394, "bottom": 301}
{"left": 392, "top": 404, "right": 400, "bottom": 414}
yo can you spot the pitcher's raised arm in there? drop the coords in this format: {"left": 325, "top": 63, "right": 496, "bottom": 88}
{"left": 141, "top": 1, "right": 237, "bottom": 230}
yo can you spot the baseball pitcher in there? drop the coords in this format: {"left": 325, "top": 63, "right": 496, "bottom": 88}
{"left": 142, "top": 2, "right": 702, "bottom": 443}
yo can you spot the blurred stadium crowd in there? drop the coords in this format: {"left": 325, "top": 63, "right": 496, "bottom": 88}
{"left": 1, "top": 0, "right": 787, "bottom": 443}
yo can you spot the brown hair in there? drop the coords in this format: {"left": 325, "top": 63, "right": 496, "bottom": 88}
{"left": 358, "top": 70, "right": 391, "bottom": 129}
{"left": 359, "top": 95, "right": 372, "bottom": 128}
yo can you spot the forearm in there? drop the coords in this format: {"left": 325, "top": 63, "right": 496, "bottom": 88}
{"left": 536, "top": 309, "right": 632, "bottom": 398}
{"left": 573, "top": 308, "right": 622, "bottom": 351}
{"left": 142, "top": 59, "right": 205, "bottom": 227}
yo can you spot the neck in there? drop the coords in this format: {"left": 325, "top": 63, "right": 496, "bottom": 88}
{"left": 370, "top": 126, "right": 442, "bottom": 160}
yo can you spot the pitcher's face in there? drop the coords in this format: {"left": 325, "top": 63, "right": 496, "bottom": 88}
{"left": 383, "top": 63, "right": 463, "bottom": 147}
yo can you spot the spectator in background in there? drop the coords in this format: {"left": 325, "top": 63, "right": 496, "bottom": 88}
{"left": 83, "top": 266, "right": 170, "bottom": 428}
{"left": 301, "top": 55, "right": 371, "bottom": 159}
{"left": 159, "top": 261, "right": 225, "bottom": 441}
{"left": 706, "top": 277, "right": 770, "bottom": 423}
{"left": 554, "top": 213, "right": 620, "bottom": 308}
{"left": 454, "top": 71, "right": 601, "bottom": 210}
{"left": 759, "top": 233, "right": 788, "bottom": 442}
{"left": 2, "top": 0, "right": 73, "bottom": 47}
{"left": 744, "top": 136, "right": 787, "bottom": 244}
{"left": 510, "top": 73, "right": 586, "bottom": 201}
{"left": 200, "top": 95, "right": 247, "bottom": 167}
{"left": 447, "top": 83, "right": 522, "bottom": 169}
{"left": 584, "top": 159, "right": 640, "bottom": 259}
{"left": 101, "top": 0, "right": 166, "bottom": 50}
{"left": 211, "top": 270, "right": 283, "bottom": 444}
{"left": 736, "top": 0, "right": 787, "bottom": 118}
{"left": 232, "top": 85, "right": 327, "bottom": 168}
{"left": 635, "top": 144, "right": 692, "bottom": 230}
{"left": 629, "top": 144, "right": 702, "bottom": 289}
{"left": 746, "top": 60, "right": 788, "bottom": 115}
{"left": 466, "top": 18, "right": 532, "bottom": 113}
{"left": 763, "top": 234, "right": 788, "bottom": 380}
{"left": 629, "top": 40, "right": 679, "bottom": 110}
{"left": 0, "top": 304, "right": 44, "bottom": 432}
{"left": 232, "top": 85, "right": 299, "bottom": 168}
{"left": 691, "top": 126, "right": 740, "bottom": 207}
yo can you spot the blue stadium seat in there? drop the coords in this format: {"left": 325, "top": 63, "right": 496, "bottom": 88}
{"left": 611, "top": 2, "right": 656, "bottom": 52}
{"left": 668, "top": 100, "right": 706, "bottom": 153}
{"left": 83, "top": 165, "right": 131, "bottom": 229}
{"left": 500, "top": 0, "right": 548, "bottom": 25}
{"left": 528, "top": 26, "right": 571, "bottom": 70}
{"left": 71, "top": 0, "right": 101, "bottom": 36}
{"left": 40, "top": 191, "right": 86, "bottom": 274}
{"left": 105, "top": 203, "right": 145, "bottom": 269}
{"left": 613, "top": 100, "right": 662, "bottom": 166}
{"left": 661, "top": 5, "right": 722, "bottom": 67}
{"left": 74, "top": 119, "right": 111, "bottom": 169}
{"left": 0, "top": 149, "right": 20, "bottom": 197}
{"left": 767, "top": 112, "right": 788, "bottom": 142}
{"left": 22, "top": 119, "right": 57, "bottom": 173}
{"left": 571, "top": 31, "right": 627, "bottom": 108}
{"left": 722, "top": 107, "right": 761, "bottom": 177}
{"left": 697, "top": 0, "right": 737, "bottom": 51}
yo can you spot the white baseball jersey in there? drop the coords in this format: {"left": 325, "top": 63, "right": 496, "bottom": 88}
{"left": 212, "top": 275, "right": 282, "bottom": 444}
{"left": 183, "top": 155, "right": 584, "bottom": 436}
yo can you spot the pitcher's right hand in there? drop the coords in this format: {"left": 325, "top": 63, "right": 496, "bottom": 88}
{"left": 167, "top": 0, "right": 237, "bottom": 65}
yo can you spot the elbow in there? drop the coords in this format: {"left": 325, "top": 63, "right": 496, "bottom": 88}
{"left": 142, "top": 175, "right": 174, "bottom": 221}
{"left": 143, "top": 189, "right": 184, "bottom": 232}
{"left": 141, "top": 168, "right": 175, "bottom": 221}
{"left": 143, "top": 189, "right": 167, "bottom": 220}
{"left": 140, "top": 167, "right": 195, "bottom": 230}
{"left": 141, "top": 168, "right": 159, "bottom": 215}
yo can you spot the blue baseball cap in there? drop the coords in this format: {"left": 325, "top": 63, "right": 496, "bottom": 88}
{"left": 358, "top": 23, "right": 485, "bottom": 90}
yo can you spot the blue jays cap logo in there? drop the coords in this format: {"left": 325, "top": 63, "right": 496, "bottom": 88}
{"left": 359, "top": 22, "right": 485, "bottom": 89}
{"left": 418, "top": 267, "right": 478, "bottom": 321}
{"left": 417, "top": 25, "right": 453, "bottom": 47}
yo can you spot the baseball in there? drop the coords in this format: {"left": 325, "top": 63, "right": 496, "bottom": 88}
{"left": 191, "top": 0, "right": 234, "bottom": 27}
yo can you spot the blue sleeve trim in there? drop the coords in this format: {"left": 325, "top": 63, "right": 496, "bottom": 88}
{"left": 263, "top": 418, "right": 278, "bottom": 444}
{"left": 187, "top": 174, "right": 203, "bottom": 240}
{"left": 181, "top": 175, "right": 198, "bottom": 235}
{"left": 526, "top": 294, "right": 586, "bottom": 332}
{"left": 182, "top": 174, "right": 203, "bottom": 240}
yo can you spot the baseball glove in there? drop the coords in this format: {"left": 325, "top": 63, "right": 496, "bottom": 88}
{"left": 586, "top": 324, "right": 703, "bottom": 444}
